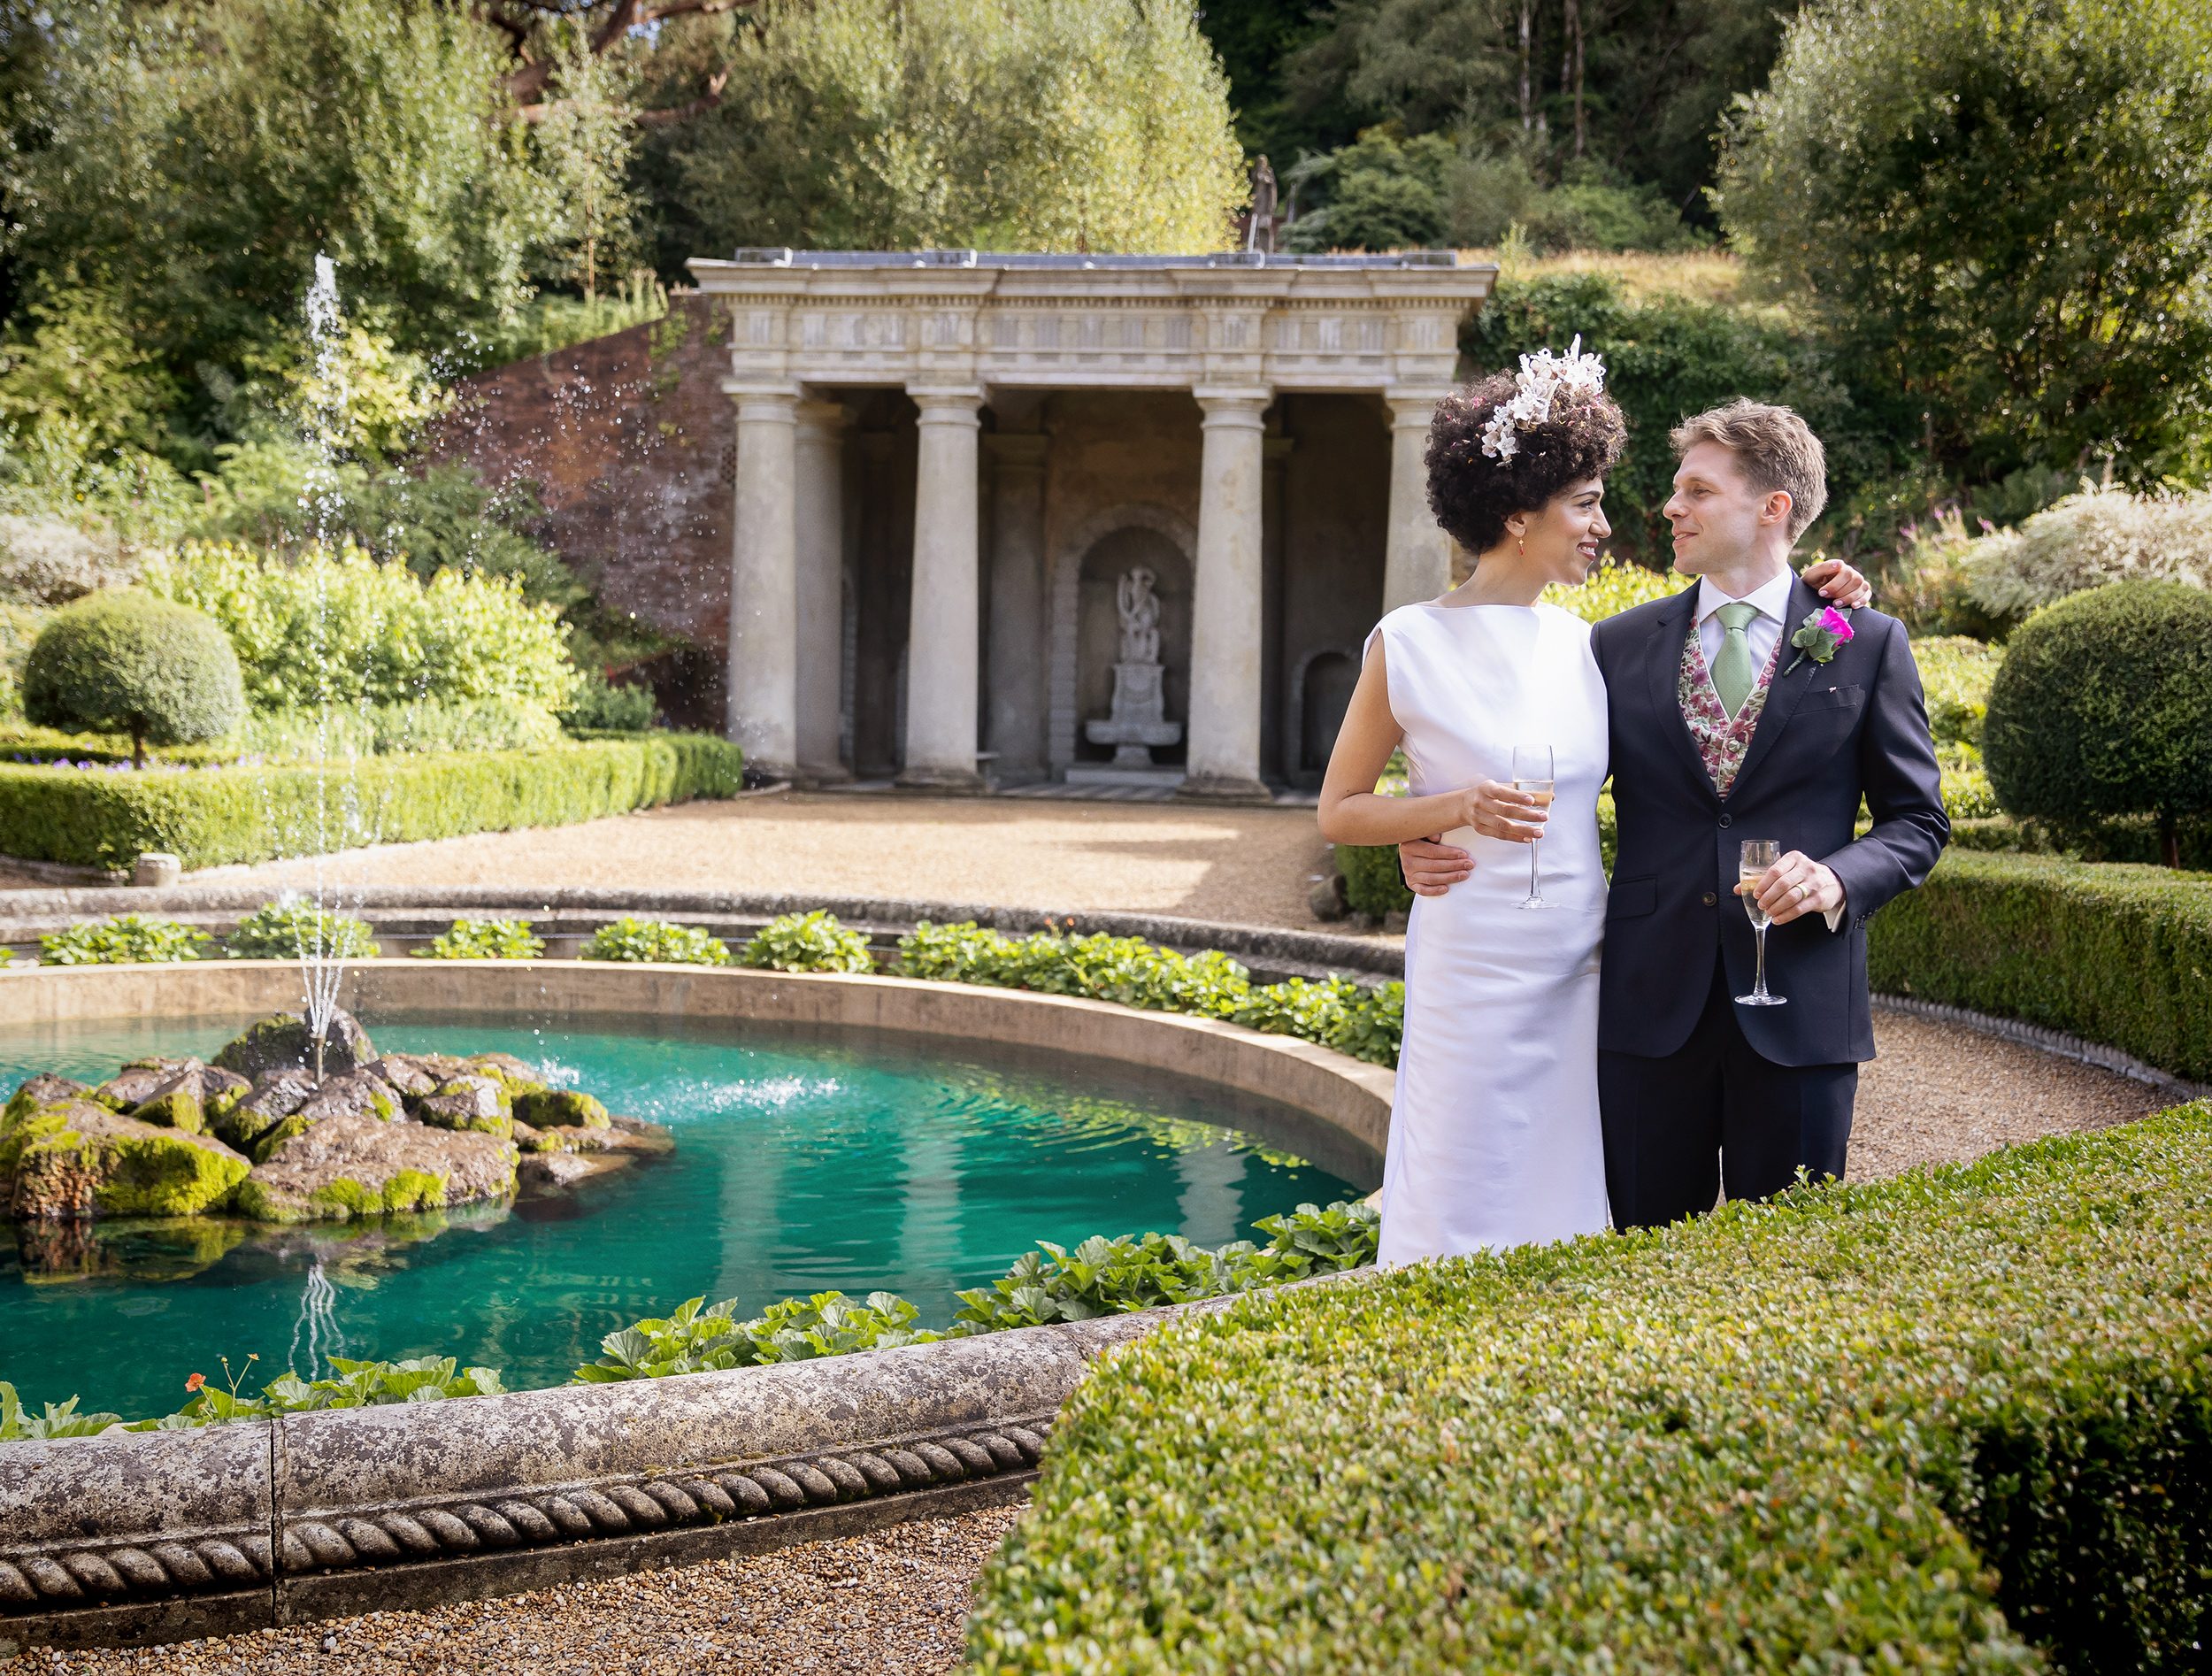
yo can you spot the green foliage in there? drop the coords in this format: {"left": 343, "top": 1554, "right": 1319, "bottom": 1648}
{"left": 1984, "top": 582, "right": 2212, "bottom": 862}
{"left": 37, "top": 916, "right": 210, "bottom": 966}
{"left": 1540, "top": 557, "right": 1679, "bottom": 624}
{"left": 1719, "top": 0, "right": 2212, "bottom": 487}
{"left": 951, "top": 1203, "right": 1381, "bottom": 1332}
{"left": 239, "top": 697, "right": 564, "bottom": 761}
{"left": 0, "top": 734, "right": 743, "bottom": 871}
{"left": 663, "top": 0, "right": 1244, "bottom": 256}
{"left": 1322, "top": 980, "right": 1403, "bottom": 1068}
{"left": 21, "top": 590, "right": 245, "bottom": 759}
{"left": 226, "top": 901, "right": 381, "bottom": 962}
{"left": 1869, "top": 850, "right": 2212, "bottom": 1082}
{"left": 0, "top": 1383, "right": 121, "bottom": 1441}
{"left": 969, "top": 1105, "right": 2212, "bottom": 1670}
{"left": 1464, "top": 273, "right": 1895, "bottom": 562}
{"left": 1284, "top": 131, "right": 1453, "bottom": 253}
{"left": 420, "top": 919, "right": 544, "bottom": 961}
{"left": 1913, "top": 635, "right": 2005, "bottom": 750}
{"left": 122, "top": 1357, "right": 505, "bottom": 1433}
{"left": 1962, "top": 485, "right": 2212, "bottom": 627}
{"left": 142, "top": 541, "right": 576, "bottom": 714}
{"left": 557, "top": 670, "right": 659, "bottom": 733}
{"left": 571, "top": 1290, "right": 941, "bottom": 1382}
{"left": 580, "top": 917, "right": 731, "bottom": 966}
{"left": 739, "top": 910, "right": 875, "bottom": 973}
{"left": 1334, "top": 842, "right": 1412, "bottom": 918}
{"left": 1, "top": 0, "right": 566, "bottom": 449}
{"left": 1228, "top": 975, "right": 1359, "bottom": 1041}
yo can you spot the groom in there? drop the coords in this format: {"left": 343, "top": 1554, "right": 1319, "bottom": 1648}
{"left": 1401, "top": 399, "right": 1947, "bottom": 1226}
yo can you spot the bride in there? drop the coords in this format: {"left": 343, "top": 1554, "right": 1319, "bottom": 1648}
{"left": 1317, "top": 346, "right": 1864, "bottom": 1263}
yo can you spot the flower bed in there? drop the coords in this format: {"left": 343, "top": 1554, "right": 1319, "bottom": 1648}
{"left": 966, "top": 1100, "right": 2212, "bottom": 1670}
{"left": 0, "top": 732, "right": 742, "bottom": 870}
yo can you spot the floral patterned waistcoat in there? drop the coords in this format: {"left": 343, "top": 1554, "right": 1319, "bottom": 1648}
{"left": 1678, "top": 624, "right": 1781, "bottom": 798}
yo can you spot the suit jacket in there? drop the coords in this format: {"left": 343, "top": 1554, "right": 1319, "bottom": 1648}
{"left": 1589, "top": 577, "right": 1948, "bottom": 1065}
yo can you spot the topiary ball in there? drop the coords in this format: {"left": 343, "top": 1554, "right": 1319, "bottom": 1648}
{"left": 21, "top": 588, "right": 244, "bottom": 756}
{"left": 1983, "top": 579, "right": 2212, "bottom": 862}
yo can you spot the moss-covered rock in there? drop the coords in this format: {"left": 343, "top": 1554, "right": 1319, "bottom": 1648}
{"left": 8, "top": 1103, "right": 248, "bottom": 1219}
{"left": 241, "top": 1109, "right": 516, "bottom": 1223}
{"left": 214, "top": 1070, "right": 317, "bottom": 1157}
{"left": 212, "top": 1010, "right": 375, "bottom": 1081}
{"left": 128, "top": 1065, "right": 247, "bottom": 1135}
{"left": 364, "top": 1054, "right": 439, "bottom": 1099}
{"left": 416, "top": 1075, "right": 511, "bottom": 1137}
{"left": 4, "top": 1073, "right": 85, "bottom": 1129}
{"left": 512, "top": 1088, "right": 610, "bottom": 1130}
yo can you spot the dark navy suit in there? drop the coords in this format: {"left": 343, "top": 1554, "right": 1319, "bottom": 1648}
{"left": 1588, "top": 577, "right": 1947, "bottom": 1227}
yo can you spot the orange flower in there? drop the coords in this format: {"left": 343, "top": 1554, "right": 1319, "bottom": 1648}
{"left": 185, "top": 1372, "right": 205, "bottom": 1393}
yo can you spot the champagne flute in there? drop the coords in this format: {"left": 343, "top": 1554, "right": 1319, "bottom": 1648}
{"left": 1510, "top": 744, "right": 1555, "bottom": 911}
{"left": 1735, "top": 839, "right": 1786, "bottom": 1005}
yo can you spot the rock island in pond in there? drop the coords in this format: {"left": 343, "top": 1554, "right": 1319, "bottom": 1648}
{"left": 0, "top": 1010, "right": 672, "bottom": 1226}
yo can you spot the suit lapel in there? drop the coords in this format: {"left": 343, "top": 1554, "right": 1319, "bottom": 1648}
{"left": 1640, "top": 583, "right": 1717, "bottom": 803}
{"left": 1729, "top": 578, "right": 1824, "bottom": 796}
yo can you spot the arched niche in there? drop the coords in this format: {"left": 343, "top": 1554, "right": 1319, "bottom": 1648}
{"left": 1048, "top": 504, "right": 1198, "bottom": 774}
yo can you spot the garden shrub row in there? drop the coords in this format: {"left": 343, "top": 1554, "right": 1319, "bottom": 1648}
{"left": 0, "top": 732, "right": 743, "bottom": 869}
{"left": 1867, "top": 848, "right": 2212, "bottom": 1083}
{"left": 965, "top": 1102, "right": 2212, "bottom": 1671}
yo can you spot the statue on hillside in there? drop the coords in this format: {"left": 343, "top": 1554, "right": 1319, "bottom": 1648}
{"left": 1248, "top": 157, "right": 1279, "bottom": 254}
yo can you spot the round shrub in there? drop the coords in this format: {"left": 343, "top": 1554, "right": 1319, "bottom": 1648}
{"left": 1985, "top": 580, "right": 2212, "bottom": 867}
{"left": 21, "top": 590, "right": 244, "bottom": 765}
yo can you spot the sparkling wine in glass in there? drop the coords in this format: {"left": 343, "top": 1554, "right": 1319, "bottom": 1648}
{"left": 1511, "top": 744, "right": 1555, "bottom": 911}
{"left": 1735, "top": 839, "right": 1786, "bottom": 1005}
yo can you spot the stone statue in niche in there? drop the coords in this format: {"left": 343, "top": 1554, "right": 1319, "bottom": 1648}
{"left": 1084, "top": 565, "right": 1182, "bottom": 771}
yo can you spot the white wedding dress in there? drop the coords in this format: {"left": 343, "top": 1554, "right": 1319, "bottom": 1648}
{"left": 1367, "top": 600, "right": 1612, "bottom": 1262}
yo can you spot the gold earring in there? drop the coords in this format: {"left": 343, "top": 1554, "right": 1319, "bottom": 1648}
{"left": 1517, "top": 534, "right": 1525, "bottom": 558}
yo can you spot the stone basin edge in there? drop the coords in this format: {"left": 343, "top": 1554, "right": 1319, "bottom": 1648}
{"left": 0, "top": 960, "right": 1393, "bottom": 1653}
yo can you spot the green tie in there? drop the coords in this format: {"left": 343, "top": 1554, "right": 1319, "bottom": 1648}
{"left": 1711, "top": 600, "right": 1761, "bottom": 719}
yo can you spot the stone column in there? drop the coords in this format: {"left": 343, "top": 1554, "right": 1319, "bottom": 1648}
{"left": 984, "top": 432, "right": 1049, "bottom": 781}
{"left": 1382, "top": 388, "right": 1453, "bottom": 612}
{"left": 1179, "top": 388, "right": 1273, "bottom": 803}
{"left": 793, "top": 399, "right": 850, "bottom": 784}
{"left": 723, "top": 381, "right": 800, "bottom": 780}
{"left": 898, "top": 387, "right": 987, "bottom": 791}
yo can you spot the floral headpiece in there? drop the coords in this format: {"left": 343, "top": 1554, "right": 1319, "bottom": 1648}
{"left": 1479, "top": 334, "right": 1608, "bottom": 464}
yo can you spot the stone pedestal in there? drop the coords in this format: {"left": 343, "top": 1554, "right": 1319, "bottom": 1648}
{"left": 1179, "top": 388, "right": 1273, "bottom": 803}
{"left": 898, "top": 387, "right": 987, "bottom": 792}
{"left": 1084, "top": 661, "right": 1182, "bottom": 767}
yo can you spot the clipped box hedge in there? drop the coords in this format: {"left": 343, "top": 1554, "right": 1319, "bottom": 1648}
{"left": 0, "top": 732, "right": 742, "bottom": 871}
{"left": 1869, "top": 849, "right": 2212, "bottom": 1083}
{"left": 968, "top": 1102, "right": 2212, "bottom": 1670}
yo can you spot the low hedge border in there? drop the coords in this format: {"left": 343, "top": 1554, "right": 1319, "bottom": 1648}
{"left": 967, "top": 1101, "right": 2212, "bottom": 1670}
{"left": 0, "top": 733, "right": 743, "bottom": 871}
{"left": 1868, "top": 849, "right": 2212, "bottom": 1084}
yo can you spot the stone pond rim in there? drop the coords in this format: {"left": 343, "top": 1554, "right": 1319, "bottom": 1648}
{"left": 0, "top": 957, "right": 1394, "bottom": 1651}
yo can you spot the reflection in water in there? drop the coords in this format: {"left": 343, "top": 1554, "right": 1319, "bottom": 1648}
{"left": 288, "top": 1261, "right": 347, "bottom": 1379}
{"left": 1176, "top": 1141, "right": 1248, "bottom": 1250}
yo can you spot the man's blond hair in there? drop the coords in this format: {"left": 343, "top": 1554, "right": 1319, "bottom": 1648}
{"left": 1671, "top": 399, "right": 1828, "bottom": 542}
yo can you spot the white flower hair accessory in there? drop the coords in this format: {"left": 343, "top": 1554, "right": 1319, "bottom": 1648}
{"left": 1479, "top": 334, "right": 1608, "bottom": 463}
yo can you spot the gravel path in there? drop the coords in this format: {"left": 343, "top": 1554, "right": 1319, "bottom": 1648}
{"left": 8, "top": 1504, "right": 1026, "bottom": 1676}
{"left": 214, "top": 791, "right": 1348, "bottom": 932}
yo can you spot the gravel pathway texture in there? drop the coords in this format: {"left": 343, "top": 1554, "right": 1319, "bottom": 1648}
{"left": 9, "top": 1505, "right": 1026, "bottom": 1676}
{"left": 216, "top": 791, "right": 1350, "bottom": 932}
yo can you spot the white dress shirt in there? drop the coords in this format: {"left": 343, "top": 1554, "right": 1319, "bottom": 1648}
{"left": 1692, "top": 567, "right": 1847, "bottom": 931}
{"left": 1694, "top": 568, "right": 1795, "bottom": 676}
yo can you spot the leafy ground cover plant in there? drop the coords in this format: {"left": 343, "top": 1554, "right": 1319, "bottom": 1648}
{"left": 226, "top": 900, "right": 380, "bottom": 961}
{"left": 571, "top": 1290, "right": 941, "bottom": 1382}
{"left": 36, "top": 914, "right": 209, "bottom": 965}
{"left": 419, "top": 918, "right": 544, "bottom": 960}
{"left": 739, "top": 909, "right": 875, "bottom": 973}
{"left": 580, "top": 917, "right": 732, "bottom": 965}
{"left": 967, "top": 1103, "right": 2212, "bottom": 1671}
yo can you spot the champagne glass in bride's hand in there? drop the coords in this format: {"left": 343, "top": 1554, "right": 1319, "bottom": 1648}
{"left": 1511, "top": 745, "right": 1555, "bottom": 910}
{"left": 1735, "top": 839, "right": 1786, "bottom": 1005}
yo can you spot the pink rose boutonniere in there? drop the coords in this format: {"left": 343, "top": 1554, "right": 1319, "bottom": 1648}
{"left": 1785, "top": 605, "right": 1854, "bottom": 675}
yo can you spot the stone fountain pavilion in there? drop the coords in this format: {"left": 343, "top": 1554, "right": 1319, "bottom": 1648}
{"left": 448, "top": 250, "right": 1498, "bottom": 796}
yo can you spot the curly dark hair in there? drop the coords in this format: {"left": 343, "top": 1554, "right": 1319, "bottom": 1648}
{"left": 1425, "top": 373, "right": 1627, "bottom": 555}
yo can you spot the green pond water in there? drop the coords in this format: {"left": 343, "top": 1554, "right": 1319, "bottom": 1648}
{"left": 0, "top": 1011, "right": 1371, "bottom": 1419}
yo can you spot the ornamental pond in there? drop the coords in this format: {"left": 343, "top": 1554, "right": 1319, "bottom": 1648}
{"left": 0, "top": 1010, "right": 1366, "bottom": 1418}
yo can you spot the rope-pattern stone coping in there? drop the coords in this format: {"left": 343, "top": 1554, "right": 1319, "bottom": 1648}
{"left": 272, "top": 1418, "right": 1054, "bottom": 1579}
{"left": 0, "top": 1532, "right": 273, "bottom": 1609}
